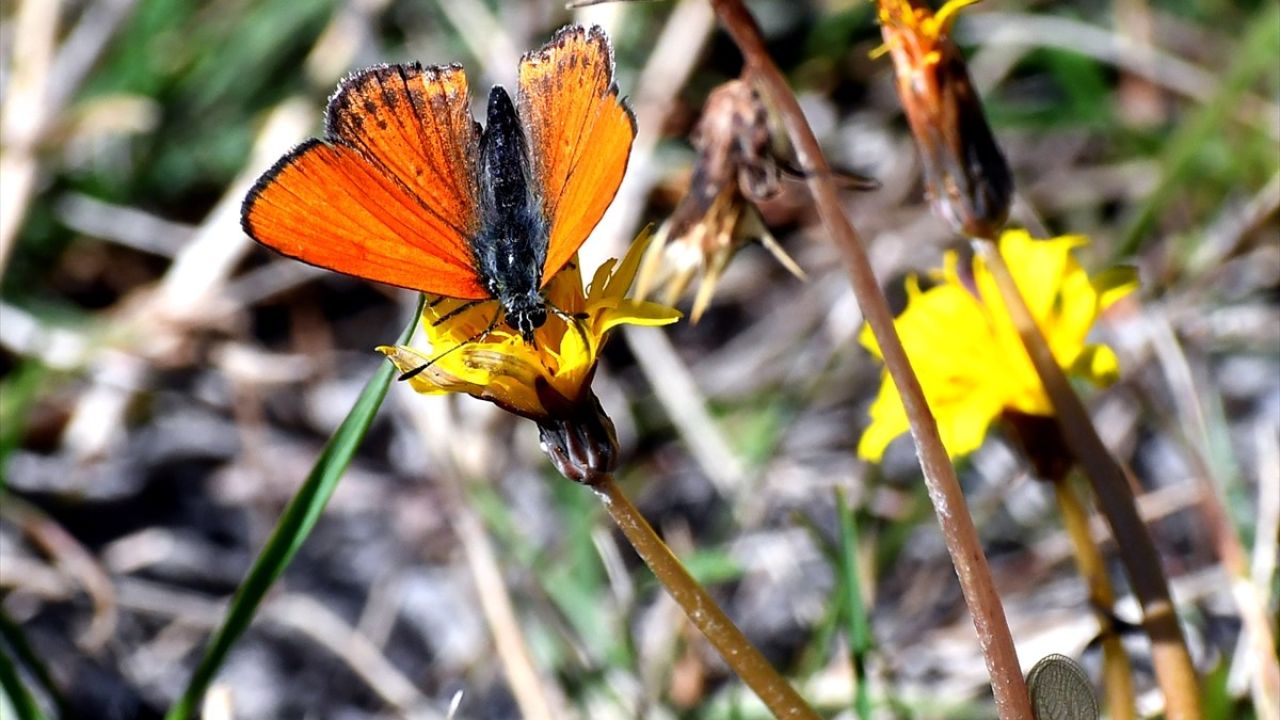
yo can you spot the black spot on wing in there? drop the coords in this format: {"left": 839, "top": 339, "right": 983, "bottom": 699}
{"left": 326, "top": 63, "right": 392, "bottom": 140}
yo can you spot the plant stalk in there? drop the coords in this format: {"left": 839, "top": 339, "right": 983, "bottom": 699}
{"left": 973, "top": 238, "right": 1202, "bottom": 719}
{"left": 593, "top": 475, "right": 821, "bottom": 719}
{"left": 708, "top": 1, "right": 1032, "bottom": 717}
{"left": 1053, "top": 475, "right": 1136, "bottom": 720}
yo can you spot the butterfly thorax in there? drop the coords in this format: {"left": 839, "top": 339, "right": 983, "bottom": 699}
{"left": 475, "top": 85, "right": 550, "bottom": 342}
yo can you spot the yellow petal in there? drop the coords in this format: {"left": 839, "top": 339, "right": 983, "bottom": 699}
{"left": 933, "top": 0, "right": 983, "bottom": 36}
{"left": 995, "top": 230, "right": 1087, "bottom": 324}
{"left": 597, "top": 226, "right": 656, "bottom": 301}
{"left": 1071, "top": 344, "right": 1121, "bottom": 386}
{"left": 377, "top": 345, "right": 468, "bottom": 396}
{"left": 934, "top": 390, "right": 1005, "bottom": 458}
{"left": 599, "top": 301, "right": 682, "bottom": 334}
{"left": 1093, "top": 266, "right": 1140, "bottom": 310}
{"left": 1048, "top": 258, "right": 1102, "bottom": 363}
{"left": 858, "top": 376, "right": 910, "bottom": 461}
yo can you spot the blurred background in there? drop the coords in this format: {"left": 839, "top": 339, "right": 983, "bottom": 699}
{"left": 1, "top": 0, "right": 1277, "bottom": 718}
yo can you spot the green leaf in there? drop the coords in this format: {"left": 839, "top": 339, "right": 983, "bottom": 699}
{"left": 0, "top": 642, "right": 47, "bottom": 720}
{"left": 835, "top": 487, "right": 872, "bottom": 720}
{"left": 0, "top": 360, "right": 47, "bottom": 484}
{"left": 0, "top": 608, "right": 66, "bottom": 718}
{"left": 164, "top": 295, "right": 424, "bottom": 720}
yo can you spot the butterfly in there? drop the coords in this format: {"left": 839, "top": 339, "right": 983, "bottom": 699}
{"left": 241, "top": 25, "right": 636, "bottom": 343}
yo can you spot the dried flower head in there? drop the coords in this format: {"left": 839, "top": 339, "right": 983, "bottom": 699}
{"left": 875, "top": 0, "right": 1012, "bottom": 239}
{"left": 638, "top": 79, "right": 875, "bottom": 322}
{"left": 858, "top": 229, "right": 1137, "bottom": 461}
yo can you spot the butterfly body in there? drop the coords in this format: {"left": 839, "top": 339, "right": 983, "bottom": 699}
{"left": 241, "top": 25, "right": 635, "bottom": 344}
{"left": 475, "top": 85, "right": 550, "bottom": 340}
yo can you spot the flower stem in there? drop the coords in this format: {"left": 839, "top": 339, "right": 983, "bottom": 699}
{"left": 1053, "top": 475, "right": 1136, "bottom": 720}
{"left": 973, "top": 238, "right": 1202, "bottom": 719}
{"left": 708, "top": 1, "right": 1032, "bottom": 717}
{"left": 592, "top": 475, "right": 821, "bottom": 719}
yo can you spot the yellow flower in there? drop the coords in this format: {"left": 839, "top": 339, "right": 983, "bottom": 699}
{"left": 858, "top": 229, "right": 1138, "bottom": 461}
{"left": 874, "top": 0, "right": 979, "bottom": 59}
{"left": 378, "top": 230, "right": 681, "bottom": 423}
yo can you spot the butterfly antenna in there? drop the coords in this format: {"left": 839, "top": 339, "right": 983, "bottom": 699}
{"left": 399, "top": 306, "right": 503, "bottom": 382}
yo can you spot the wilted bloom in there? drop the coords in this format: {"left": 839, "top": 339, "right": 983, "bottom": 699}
{"left": 858, "top": 229, "right": 1137, "bottom": 461}
{"left": 637, "top": 79, "right": 797, "bottom": 322}
{"left": 637, "top": 79, "right": 875, "bottom": 321}
{"left": 876, "top": 0, "right": 1012, "bottom": 239}
{"left": 380, "top": 232, "right": 680, "bottom": 482}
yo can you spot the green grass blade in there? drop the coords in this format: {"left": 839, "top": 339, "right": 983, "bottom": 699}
{"left": 164, "top": 295, "right": 424, "bottom": 720}
{"left": 0, "top": 609, "right": 66, "bottom": 718}
{"left": 0, "top": 643, "right": 48, "bottom": 720}
{"left": 835, "top": 487, "right": 872, "bottom": 720}
{"left": 0, "top": 360, "right": 48, "bottom": 488}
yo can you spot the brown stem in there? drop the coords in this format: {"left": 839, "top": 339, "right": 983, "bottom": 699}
{"left": 973, "top": 239, "right": 1202, "bottom": 719}
{"left": 1053, "top": 476, "right": 1137, "bottom": 720}
{"left": 707, "top": 1, "right": 1032, "bottom": 717}
{"left": 592, "top": 475, "right": 821, "bottom": 719}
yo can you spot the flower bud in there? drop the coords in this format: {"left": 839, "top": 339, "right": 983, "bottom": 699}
{"left": 536, "top": 386, "right": 619, "bottom": 486}
{"left": 877, "top": 0, "right": 1013, "bottom": 239}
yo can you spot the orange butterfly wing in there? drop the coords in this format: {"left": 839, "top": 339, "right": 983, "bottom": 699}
{"left": 242, "top": 63, "right": 488, "bottom": 299}
{"left": 517, "top": 25, "right": 637, "bottom": 285}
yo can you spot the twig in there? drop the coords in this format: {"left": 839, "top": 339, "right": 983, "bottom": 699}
{"left": 972, "top": 239, "right": 1202, "bottom": 719}
{"left": 0, "top": 301, "right": 92, "bottom": 371}
{"left": 48, "top": 101, "right": 315, "bottom": 463}
{"left": 593, "top": 474, "right": 821, "bottom": 719}
{"left": 708, "top": 2, "right": 1032, "bottom": 717}
{"left": 54, "top": 193, "right": 193, "bottom": 258}
{"left": 2, "top": 495, "right": 118, "bottom": 652}
{"left": 625, "top": 327, "right": 746, "bottom": 496}
{"left": 1253, "top": 421, "right": 1280, "bottom": 624}
{"left": 46, "top": 0, "right": 138, "bottom": 112}
{"left": 433, "top": 0, "right": 520, "bottom": 80}
{"left": 0, "top": 0, "right": 138, "bottom": 275}
{"left": 399, "top": 391, "right": 566, "bottom": 720}
{"left": 452, "top": 505, "right": 563, "bottom": 720}
{"left": 1252, "top": 422, "right": 1280, "bottom": 720}
{"left": 265, "top": 594, "right": 443, "bottom": 719}
{"left": 0, "top": 0, "right": 62, "bottom": 272}
{"left": 150, "top": 100, "right": 315, "bottom": 323}
{"left": 1145, "top": 313, "right": 1280, "bottom": 719}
